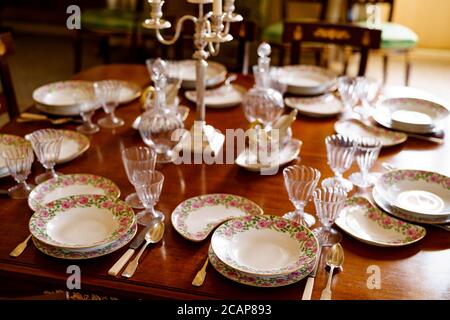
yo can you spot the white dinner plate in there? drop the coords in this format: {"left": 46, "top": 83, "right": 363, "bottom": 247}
{"left": 171, "top": 194, "right": 263, "bottom": 242}
{"left": 372, "top": 188, "right": 450, "bottom": 225}
{"left": 336, "top": 197, "right": 426, "bottom": 247}
{"left": 235, "top": 139, "right": 302, "bottom": 173}
{"left": 29, "top": 194, "right": 135, "bottom": 250}
{"left": 285, "top": 94, "right": 343, "bottom": 117}
{"left": 211, "top": 215, "right": 319, "bottom": 276}
{"left": 185, "top": 84, "right": 244, "bottom": 108}
{"left": 334, "top": 119, "right": 407, "bottom": 147}
{"left": 373, "top": 97, "right": 449, "bottom": 134}
{"left": 25, "top": 130, "right": 90, "bottom": 164}
{"left": 33, "top": 223, "right": 138, "bottom": 260}
{"left": 33, "top": 80, "right": 141, "bottom": 116}
{"left": 208, "top": 245, "right": 316, "bottom": 287}
{"left": 278, "top": 65, "right": 337, "bottom": 96}
{"left": 169, "top": 60, "right": 227, "bottom": 89}
{"left": 28, "top": 173, "right": 121, "bottom": 211}
{"left": 375, "top": 169, "right": 450, "bottom": 217}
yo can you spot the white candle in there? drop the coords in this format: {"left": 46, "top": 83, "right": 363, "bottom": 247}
{"left": 213, "top": 0, "right": 222, "bottom": 15}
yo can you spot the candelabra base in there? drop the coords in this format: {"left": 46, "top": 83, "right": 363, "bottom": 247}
{"left": 175, "top": 121, "right": 225, "bottom": 157}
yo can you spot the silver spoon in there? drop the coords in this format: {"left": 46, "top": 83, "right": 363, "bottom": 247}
{"left": 122, "top": 222, "right": 165, "bottom": 278}
{"left": 320, "top": 243, "right": 344, "bottom": 300}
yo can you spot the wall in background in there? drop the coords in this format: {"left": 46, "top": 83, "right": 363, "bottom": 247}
{"left": 394, "top": 0, "right": 450, "bottom": 50}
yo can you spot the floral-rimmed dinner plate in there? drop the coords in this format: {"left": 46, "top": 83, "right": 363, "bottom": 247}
{"left": 285, "top": 94, "right": 343, "bottom": 117}
{"left": 235, "top": 139, "right": 302, "bottom": 173}
{"left": 278, "top": 65, "right": 338, "bottom": 96}
{"left": 25, "top": 130, "right": 90, "bottom": 164}
{"left": 185, "top": 84, "right": 245, "bottom": 108}
{"left": 171, "top": 194, "right": 263, "bottom": 242}
{"left": 372, "top": 188, "right": 450, "bottom": 225}
{"left": 28, "top": 174, "right": 121, "bottom": 211}
{"left": 375, "top": 170, "right": 450, "bottom": 218}
{"left": 334, "top": 119, "right": 407, "bottom": 147}
{"left": 170, "top": 60, "right": 227, "bottom": 89}
{"left": 32, "top": 223, "right": 138, "bottom": 260}
{"left": 208, "top": 245, "right": 315, "bottom": 287}
{"left": 336, "top": 197, "right": 426, "bottom": 247}
{"left": 29, "top": 194, "right": 135, "bottom": 250}
{"left": 211, "top": 215, "right": 319, "bottom": 276}
{"left": 378, "top": 97, "right": 448, "bottom": 129}
{"left": 0, "top": 134, "right": 30, "bottom": 178}
{"left": 33, "top": 80, "right": 141, "bottom": 116}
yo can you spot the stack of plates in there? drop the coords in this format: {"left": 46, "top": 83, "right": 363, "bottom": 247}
{"left": 373, "top": 98, "right": 449, "bottom": 134}
{"left": 27, "top": 174, "right": 133, "bottom": 259}
{"left": 169, "top": 60, "right": 227, "bottom": 89}
{"left": 29, "top": 194, "right": 136, "bottom": 259}
{"left": 373, "top": 169, "right": 450, "bottom": 225}
{"left": 33, "top": 80, "right": 141, "bottom": 116}
{"left": 209, "top": 215, "right": 319, "bottom": 287}
{"left": 277, "top": 65, "right": 338, "bottom": 96}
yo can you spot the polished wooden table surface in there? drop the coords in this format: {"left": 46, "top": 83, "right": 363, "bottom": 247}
{"left": 1, "top": 64, "right": 449, "bottom": 300}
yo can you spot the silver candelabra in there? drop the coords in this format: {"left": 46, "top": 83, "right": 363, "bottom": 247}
{"left": 142, "top": 0, "right": 242, "bottom": 156}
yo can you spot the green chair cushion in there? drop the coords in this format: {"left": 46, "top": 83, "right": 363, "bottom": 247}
{"left": 81, "top": 9, "right": 137, "bottom": 32}
{"left": 265, "top": 21, "right": 418, "bottom": 50}
{"left": 262, "top": 22, "right": 283, "bottom": 43}
{"left": 357, "top": 22, "right": 418, "bottom": 49}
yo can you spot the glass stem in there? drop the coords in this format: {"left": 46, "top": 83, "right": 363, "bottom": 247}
{"left": 82, "top": 111, "right": 94, "bottom": 127}
{"left": 361, "top": 168, "right": 369, "bottom": 183}
{"left": 110, "top": 109, "right": 117, "bottom": 123}
{"left": 295, "top": 206, "right": 305, "bottom": 219}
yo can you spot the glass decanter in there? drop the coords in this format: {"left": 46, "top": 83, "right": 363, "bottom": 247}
{"left": 139, "top": 58, "right": 184, "bottom": 164}
{"left": 242, "top": 42, "right": 284, "bottom": 129}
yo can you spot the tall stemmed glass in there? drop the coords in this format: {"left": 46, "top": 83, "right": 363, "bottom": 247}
{"left": 1, "top": 144, "right": 34, "bottom": 199}
{"left": 321, "top": 134, "right": 356, "bottom": 192}
{"left": 355, "top": 76, "right": 381, "bottom": 122}
{"left": 74, "top": 84, "right": 100, "bottom": 134}
{"left": 283, "top": 165, "right": 321, "bottom": 227}
{"left": 313, "top": 186, "right": 347, "bottom": 246}
{"left": 349, "top": 137, "right": 382, "bottom": 188}
{"left": 122, "top": 146, "right": 157, "bottom": 209}
{"left": 337, "top": 76, "right": 358, "bottom": 119}
{"left": 94, "top": 80, "right": 125, "bottom": 128}
{"left": 132, "top": 169, "right": 165, "bottom": 226}
{"left": 27, "top": 129, "right": 63, "bottom": 184}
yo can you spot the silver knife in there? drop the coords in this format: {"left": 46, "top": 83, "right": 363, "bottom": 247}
{"left": 302, "top": 245, "right": 323, "bottom": 300}
{"left": 108, "top": 224, "right": 152, "bottom": 276}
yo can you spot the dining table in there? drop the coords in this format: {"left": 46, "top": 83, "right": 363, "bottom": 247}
{"left": 0, "top": 64, "right": 449, "bottom": 300}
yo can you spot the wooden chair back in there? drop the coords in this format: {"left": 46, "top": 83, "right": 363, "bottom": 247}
{"left": 0, "top": 32, "right": 19, "bottom": 120}
{"left": 283, "top": 21, "right": 381, "bottom": 75}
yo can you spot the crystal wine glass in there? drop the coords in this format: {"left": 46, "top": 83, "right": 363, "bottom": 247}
{"left": 122, "top": 146, "right": 157, "bottom": 209}
{"left": 313, "top": 186, "right": 347, "bottom": 246}
{"left": 27, "top": 129, "right": 63, "bottom": 184}
{"left": 282, "top": 165, "right": 321, "bottom": 227}
{"left": 355, "top": 76, "right": 381, "bottom": 122}
{"left": 321, "top": 134, "right": 356, "bottom": 192}
{"left": 93, "top": 80, "right": 125, "bottom": 128}
{"left": 337, "top": 76, "right": 358, "bottom": 119}
{"left": 132, "top": 169, "right": 165, "bottom": 226}
{"left": 349, "top": 137, "right": 382, "bottom": 188}
{"left": 1, "top": 144, "right": 35, "bottom": 199}
{"left": 74, "top": 84, "right": 100, "bottom": 134}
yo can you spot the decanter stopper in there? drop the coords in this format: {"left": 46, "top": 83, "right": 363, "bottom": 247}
{"left": 150, "top": 58, "right": 168, "bottom": 111}
{"left": 257, "top": 42, "right": 271, "bottom": 73}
